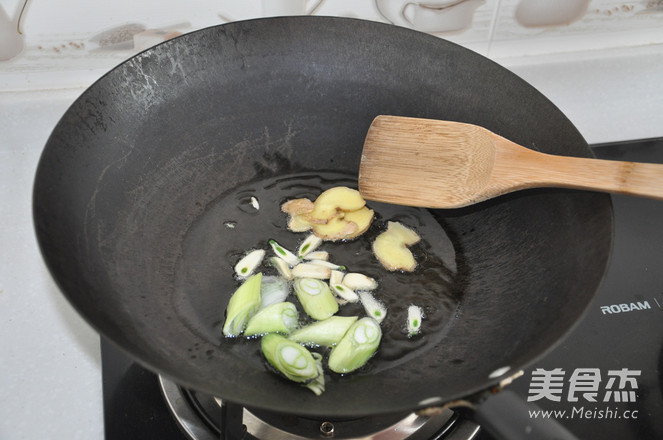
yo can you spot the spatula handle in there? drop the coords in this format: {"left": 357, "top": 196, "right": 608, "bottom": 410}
{"left": 536, "top": 154, "right": 663, "bottom": 200}
{"left": 494, "top": 141, "right": 663, "bottom": 200}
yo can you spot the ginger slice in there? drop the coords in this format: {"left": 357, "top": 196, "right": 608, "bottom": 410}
{"left": 308, "top": 187, "right": 366, "bottom": 222}
{"left": 312, "top": 216, "right": 359, "bottom": 241}
{"left": 342, "top": 207, "right": 374, "bottom": 239}
{"left": 372, "top": 222, "right": 421, "bottom": 272}
{"left": 281, "top": 198, "right": 314, "bottom": 216}
{"left": 288, "top": 214, "right": 313, "bottom": 232}
{"left": 282, "top": 187, "right": 374, "bottom": 241}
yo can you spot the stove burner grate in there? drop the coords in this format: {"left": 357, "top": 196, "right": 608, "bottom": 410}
{"left": 158, "top": 376, "right": 480, "bottom": 440}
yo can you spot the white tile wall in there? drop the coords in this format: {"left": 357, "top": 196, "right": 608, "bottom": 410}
{"left": 1, "top": 0, "right": 662, "bottom": 91}
{"left": 490, "top": 0, "right": 663, "bottom": 58}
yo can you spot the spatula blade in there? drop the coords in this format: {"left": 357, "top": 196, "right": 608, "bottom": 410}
{"left": 358, "top": 115, "right": 497, "bottom": 209}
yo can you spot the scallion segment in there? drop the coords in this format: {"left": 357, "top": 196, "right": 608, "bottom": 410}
{"left": 407, "top": 305, "right": 423, "bottom": 336}
{"left": 260, "top": 276, "right": 290, "bottom": 308}
{"left": 330, "top": 270, "right": 345, "bottom": 285}
{"left": 244, "top": 302, "right": 298, "bottom": 336}
{"left": 288, "top": 316, "right": 359, "bottom": 347}
{"left": 358, "top": 291, "right": 387, "bottom": 324}
{"left": 222, "top": 273, "right": 263, "bottom": 337}
{"left": 293, "top": 278, "right": 339, "bottom": 320}
{"left": 328, "top": 318, "right": 382, "bottom": 374}
{"left": 269, "top": 240, "right": 299, "bottom": 266}
{"left": 261, "top": 334, "right": 323, "bottom": 390}
{"left": 234, "top": 249, "right": 266, "bottom": 278}
{"left": 330, "top": 283, "right": 359, "bottom": 303}
{"left": 297, "top": 234, "right": 323, "bottom": 258}
{"left": 305, "top": 353, "right": 326, "bottom": 396}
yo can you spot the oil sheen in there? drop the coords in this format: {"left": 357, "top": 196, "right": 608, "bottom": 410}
{"left": 174, "top": 171, "right": 462, "bottom": 375}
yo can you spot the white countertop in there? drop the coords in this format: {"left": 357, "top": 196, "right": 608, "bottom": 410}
{"left": 0, "top": 88, "right": 103, "bottom": 439}
{"left": 1, "top": 39, "right": 662, "bottom": 439}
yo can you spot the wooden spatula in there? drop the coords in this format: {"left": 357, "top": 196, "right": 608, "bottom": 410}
{"left": 358, "top": 115, "right": 663, "bottom": 209}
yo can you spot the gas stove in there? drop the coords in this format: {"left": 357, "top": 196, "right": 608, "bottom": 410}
{"left": 100, "top": 138, "right": 663, "bottom": 440}
{"left": 102, "top": 335, "right": 480, "bottom": 439}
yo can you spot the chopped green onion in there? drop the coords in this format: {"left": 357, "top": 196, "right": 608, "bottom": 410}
{"left": 329, "top": 270, "right": 345, "bottom": 285}
{"left": 244, "top": 302, "right": 299, "bottom": 336}
{"left": 407, "top": 305, "right": 423, "bottom": 336}
{"left": 261, "top": 334, "right": 323, "bottom": 392}
{"left": 260, "top": 276, "right": 290, "bottom": 308}
{"left": 305, "top": 353, "right": 326, "bottom": 396}
{"left": 330, "top": 283, "right": 359, "bottom": 303}
{"left": 358, "top": 292, "right": 387, "bottom": 324}
{"left": 328, "top": 317, "right": 382, "bottom": 374}
{"left": 289, "top": 316, "right": 358, "bottom": 347}
{"left": 234, "top": 249, "right": 266, "bottom": 278}
{"left": 222, "top": 273, "right": 263, "bottom": 337}
{"left": 269, "top": 240, "right": 299, "bottom": 266}
{"left": 297, "top": 234, "right": 323, "bottom": 258}
{"left": 293, "top": 278, "right": 339, "bottom": 320}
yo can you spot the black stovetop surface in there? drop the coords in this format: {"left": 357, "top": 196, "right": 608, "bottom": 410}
{"left": 103, "top": 138, "right": 663, "bottom": 440}
{"left": 489, "top": 138, "right": 663, "bottom": 439}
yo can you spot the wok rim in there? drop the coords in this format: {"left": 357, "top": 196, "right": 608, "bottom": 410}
{"left": 32, "top": 16, "right": 615, "bottom": 417}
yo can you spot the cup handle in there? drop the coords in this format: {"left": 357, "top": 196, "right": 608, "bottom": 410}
{"left": 400, "top": 2, "right": 417, "bottom": 26}
{"left": 306, "top": 0, "right": 325, "bottom": 15}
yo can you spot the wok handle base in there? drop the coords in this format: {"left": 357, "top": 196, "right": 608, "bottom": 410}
{"left": 474, "top": 390, "right": 578, "bottom": 440}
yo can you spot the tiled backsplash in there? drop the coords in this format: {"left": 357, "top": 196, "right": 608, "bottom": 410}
{"left": 1, "top": 0, "right": 662, "bottom": 91}
{"left": 489, "top": 0, "right": 663, "bottom": 57}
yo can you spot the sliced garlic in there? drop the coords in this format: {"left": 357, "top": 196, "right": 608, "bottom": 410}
{"left": 270, "top": 257, "right": 293, "bottom": 280}
{"left": 342, "top": 273, "right": 378, "bottom": 291}
{"left": 303, "top": 250, "right": 329, "bottom": 261}
{"left": 308, "top": 259, "right": 345, "bottom": 270}
{"left": 234, "top": 249, "right": 266, "bottom": 278}
{"left": 291, "top": 263, "right": 331, "bottom": 279}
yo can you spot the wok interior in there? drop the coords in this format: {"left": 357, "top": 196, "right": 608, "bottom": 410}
{"left": 34, "top": 17, "right": 612, "bottom": 417}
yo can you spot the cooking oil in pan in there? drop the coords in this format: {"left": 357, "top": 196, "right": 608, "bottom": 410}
{"left": 174, "top": 171, "right": 462, "bottom": 374}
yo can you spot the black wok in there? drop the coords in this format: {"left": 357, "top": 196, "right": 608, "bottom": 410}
{"left": 33, "top": 16, "right": 612, "bottom": 436}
